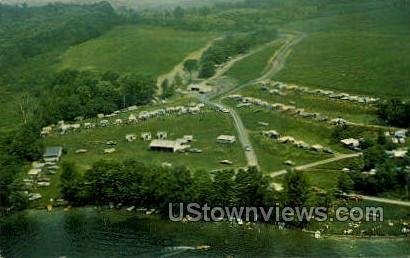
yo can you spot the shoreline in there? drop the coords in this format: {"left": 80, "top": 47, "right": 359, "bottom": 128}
{"left": 2, "top": 206, "right": 409, "bottom": 240}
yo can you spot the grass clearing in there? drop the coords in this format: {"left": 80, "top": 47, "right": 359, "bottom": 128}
{"left": 58, "top": 25, "right": 215, "bottom": 77}
{"left": 44, "top": 110, "right": 245, "bottom": 172}
{"left": 278, "top": 8, "right": 410, "bottom": 98}
{"left": 33, "top": 109, "right": 245, "bottom": 206}
{"left": 223, "top": 99, "right": 347, "bottom": 153}
{"left": 224, "top": 41, "right": 283, "bottom": 84}
{"left": 240, "top": 85, "right": 378, "bottom": 125}
{"left": 304, "top": 170, "right": 340, "bottom": 191}
{"left": 251, "top": 133, "right": 331, "bottom": 172}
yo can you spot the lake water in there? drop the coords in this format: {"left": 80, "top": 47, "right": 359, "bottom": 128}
{"left": 0, "top": 208, "right": 409, "bottom": 257}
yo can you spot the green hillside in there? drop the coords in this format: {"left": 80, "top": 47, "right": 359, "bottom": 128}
{"left": 59, "top": 25, "right": 215, "bottom": 77}
{"left": 276, "top": 7, "right": 410, "bottom": 98}
{"left": 225, "top": 41, "right": 283, "bottom": 84}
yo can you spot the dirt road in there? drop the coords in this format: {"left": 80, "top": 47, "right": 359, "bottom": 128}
{"left": 269, "top": 153, "right": 363, "bottom": 178}
{"left": 195, "top": 32, "right": 306, "bottom": 168}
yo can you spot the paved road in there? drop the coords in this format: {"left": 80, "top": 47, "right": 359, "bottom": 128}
{"left": 199, "top": 32, "right": 306, "bottom": 167}
{"left": 346, "top": 194, "right": 410, "bottom": 207}
{"left": 270, "top": 153, "right": 363, "bottom": 178}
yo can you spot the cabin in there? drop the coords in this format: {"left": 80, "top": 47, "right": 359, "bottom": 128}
{"left": 188, "top": 84, "right": 212, "bottom": 94}
{"left": 128, "top": 114, "right": 137, "bottom": 123}
{"left": 157, "top": 131, "right": 168, "bottom": 140}
{"left": 126, "top": 134, "right": 137, "bottom": 142}
{"left": 341, "top": 138, "right": 360, "bottom": 148}
{"left": 149, "top": 139, "right": 189, "bottom": 152}
{"left": 43, "top": 146, "right": 63, "bottom": 162}
{"left": 141, "top": 132, "right": 152, "bottom": 141}
{"left": 216, "top": 135, "right": 236, "bottom": 144}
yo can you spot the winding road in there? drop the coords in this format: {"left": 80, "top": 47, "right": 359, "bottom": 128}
{"left": 194, "top": 32, "right": 306, "bottom": 167}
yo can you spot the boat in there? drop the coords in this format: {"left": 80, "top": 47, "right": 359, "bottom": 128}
{"left": 196, "top": 245, "right": 211, "bottom": 251}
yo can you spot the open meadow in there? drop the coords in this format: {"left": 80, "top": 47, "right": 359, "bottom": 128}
{"left": 58, "top": 25, "right": 215, "bottom": 77}
{"left": 277, "top": 5, "right": 410, "bottom": 98}
{"left": 224, "top": 41, "right": 284, "bottom": 85}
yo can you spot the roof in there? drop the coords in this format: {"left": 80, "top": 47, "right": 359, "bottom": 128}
{"left": 341, "top": 138, "right": 360, "bottom": 146}
{"left": 150, "top": 140, "right": 180, "bottom": 149}
{"left": 43, "top": 147, "right": 63, "bottom": 158}
{"left": 217, "top": 135, "right": 236, "bottom": 141}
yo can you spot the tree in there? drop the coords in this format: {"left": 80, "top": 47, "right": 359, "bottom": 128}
{"left": 283, "top": 170, "right": 310, "bottom": 228}
{"left": 234, "top": 167, "right": 272, "bottom": 207}
{"left": 161, "top": 79, "right": 175, "bottom": 99}
{"left": 198, "top": 61, "right": 215, "bottom": 78}
{"left": 183, "top": 59, "right": 198, "bottom": 82}
{"left": 120, "top": 74, "right": 156, "bottom": 107}
{"left": 284, "top": 170, "right": 309, "bottom": 207}
{"left": 15, "top": 92, "right": 37, "bottom": 125}
{"left": 212, "top": 169, "right": 235, "bottom": 206}
{"left": 60, "top": 162, "right": 81, "bottom": 202}
{"left": 10, "top": 123, "right": 43, "bottom": 161}
{"left": 338, "top": 173, "right": 354, "bottom": 193}
{"left": 378, "top": 99, "right": 410, "bottom": 127}
{"left": 363, "top": 146, "right": 386, "bottom": 171}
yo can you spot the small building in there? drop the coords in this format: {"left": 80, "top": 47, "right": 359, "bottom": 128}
{"left": 43, "top": 146, "right": 63, "bottom": 162}
{"left": 28, "top": 168, "right": 41, "bottom": 177}
{"left": 149, "top": 139, "right": 189, "bottom": 152}
{"left": 188, "top": 84, "right": 212, "bottom": 94}
{"left": 114, "top": 119, "right": 123, "bottom": 125}
{"left": 395, "top": 130, "right": 407, "bottom": 139}
{"left": 128, "top": 114, "right": 137, "bottom": 123}
{"left": 126, "top": 134, "right": 137, "bottom": 142}
{"left": 386, "top": 149, "right": 408, "bottom": 158}
{"left": 104, "top": 148, "right": 116, "bottom": 154}
{"left": 183, "top": 135, "right": 194, "bottom": 142}
{"left": 330, "top": 118, "right": 347, "bottom": 126}
{"left": 84, "top": 122, "right": 95, "bottom": 129}
{"left": 216, "top": 135, "right": 236, "bottom": 144}
{"left": 278, "top": 136, "right": 295, "bottom": 144}
{"left": 157, "top": 131, "right": 168, "bottom": 140}
{"left": 341, "top": 138, "right": 360, "bottom": 148}
{"left": 100, "top": 120, "right": 109, "bottom": 127}
{"left": 262, "top": 130, "right": 280, "bottom": 139}
{"left": 311, "top": 144, "right": 324, "bottom": 152}
{"left": 141, "top": 132, "right": 152, "bottom": 141}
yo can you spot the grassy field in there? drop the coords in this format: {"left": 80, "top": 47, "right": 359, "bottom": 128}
{"left": 45, "top": 110, "right": 245, "bottom": 172}
{"left": 222, "top": 99, "right": 348, "bottom": 172}
{"left": 224, "top": 41, "right": 283, "bottom": 84}
{"left": 277, "top": 6, "right": 410, "bottom": 99}
{"left": 251, "top": 133, "right": 332, "bottom": 172}
{"left": 223, "top": 99, "right": 348, "bottom": 153}
{"left": 30, "top": 108, "right": 245, "bottom": 206}
{"left": 58, "top": 25, "right": 215, "bottom": 77}
{"left": 240, "top": 85, "right": 378, "bottom": 125}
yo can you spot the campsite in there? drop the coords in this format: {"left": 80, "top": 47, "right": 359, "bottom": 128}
{"left": 0, "top": 1, "right": 409, "bottom": 257}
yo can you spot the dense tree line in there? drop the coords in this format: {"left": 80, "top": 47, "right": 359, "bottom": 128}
{"left": 37, "top": 69, "right": 156, "bottom": 124}
{"left": 0, "top": 2, "right": 121, "bottom": 74}
{"left": 138, "top": 0, "right": 329, "bottom": 32}
{"left": 59, "top": 159, "right": 335, "bottom": 227}
{"left": 198, "top": 30, "right": 278, "bottom": 78}
{"left": 333, "top": 129, "right": 410, "bottom": 197}
{"left": 60, "top": 160, "right": 275, "bottom": 212}
{"left": 377, "top": 99, "right": 410, "bottom": 127}
{"left": 0, "top": 123, "right": 43, "bottom": 211}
